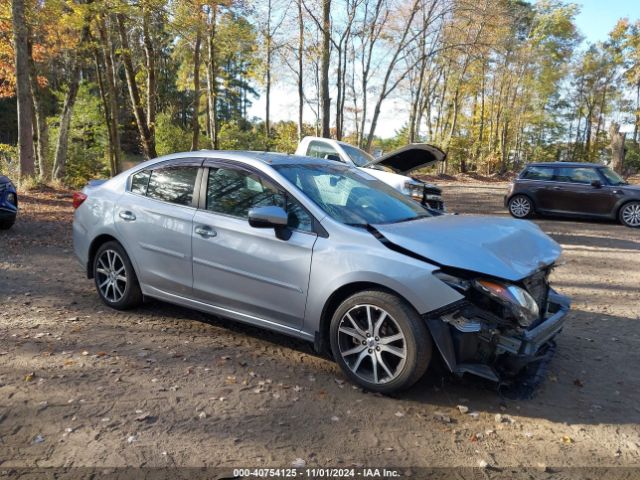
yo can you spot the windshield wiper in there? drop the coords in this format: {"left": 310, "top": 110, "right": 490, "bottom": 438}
{"left": 392, "top": 214, "right": 430, "bottom": 224}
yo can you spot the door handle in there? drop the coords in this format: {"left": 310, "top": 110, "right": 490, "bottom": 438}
{"left": 195, "top": 225, "right": 217, "bottom": 238}
{"left": 552, "top": 186, "right": 561, "bottom": 190}
{"left": 119, "top": 210, "right": 136, "bottom": 221}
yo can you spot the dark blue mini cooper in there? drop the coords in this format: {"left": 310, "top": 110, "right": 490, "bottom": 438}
{"left": 0, "top": 175, "right": 18, "bottom": 229}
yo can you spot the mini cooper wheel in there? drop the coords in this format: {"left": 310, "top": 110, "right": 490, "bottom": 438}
{"left": 93, "top": 241, "right": 142, "bottom": 310}
{"left": 620, "top": 201, "right": 640, "bottom": 228}
{"left": 508, "top": 195, "right": 534, "bottom": 219}
{"left": 329, "top": 290, "right": 432, "bottom": 394}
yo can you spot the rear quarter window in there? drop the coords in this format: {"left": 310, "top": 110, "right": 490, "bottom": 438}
{"left": 521, "top": 166, "right": 555, "bottom": 181}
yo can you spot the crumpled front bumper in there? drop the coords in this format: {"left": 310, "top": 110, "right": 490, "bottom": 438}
{"left": 425, "top": 288, "right": 570, "bottom": 383}
{"left": 490, "top": 289, "right": 570, "bottom": 357}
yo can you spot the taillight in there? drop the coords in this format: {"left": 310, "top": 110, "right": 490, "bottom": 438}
{"left": 73, "top": 192, "right": 88, "bottom": 209}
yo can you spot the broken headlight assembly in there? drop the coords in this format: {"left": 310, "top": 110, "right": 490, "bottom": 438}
{"left": 434, "top": 272, "right": 539, "bottom": 328}
{"left": 474, "top": 279, "right": 539, "bottom": 327}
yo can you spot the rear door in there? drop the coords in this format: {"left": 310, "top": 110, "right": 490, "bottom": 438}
{"left": 115, "top": 161, "right": 202, "bottom": 296}
{"left": 191, "top": 161, "right": 317, "bottom": 328}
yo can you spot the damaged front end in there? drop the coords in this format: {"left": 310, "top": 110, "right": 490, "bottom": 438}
{"left": 425, "top": 267, "right": 570, "bottom": 383}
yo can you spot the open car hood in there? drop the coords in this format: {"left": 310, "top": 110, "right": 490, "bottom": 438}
{"left": 364, "top": 144, "right": 446, "bottom": 175}
{"left": 372, "top": 215, "right": 561, "bottom": 281}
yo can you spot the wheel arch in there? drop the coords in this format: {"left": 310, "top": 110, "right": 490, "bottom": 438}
{"left": 314, "top": 281, "right": 416, "bottom": 355}
{"left": 616, "top": 198, "right": 640, "bottom": 218}
{"left": 87, "top": 234, "right": 124, "bottom": 278}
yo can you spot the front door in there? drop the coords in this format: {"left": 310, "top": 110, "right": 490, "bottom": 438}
{"left": 191, "top": 163, "right": 317, "bottom": 328}
{"left": 552, "top": 167, "right": 618, "bottom": 215}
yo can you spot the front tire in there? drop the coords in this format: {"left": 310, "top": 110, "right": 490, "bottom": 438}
{"left": 0, "top": 215, "right": 16, "bottom": 230}
{"left": 93, "top": 241, "right": 142, "bottom": 310}
{"left": 619, "top": 201, "right": 640, "bottom": 228}
{"left": 329, "top": 290, "right": 432, "bottom": 394}
{"left": 508, "top": 195, "right": 534, "bottom": 219}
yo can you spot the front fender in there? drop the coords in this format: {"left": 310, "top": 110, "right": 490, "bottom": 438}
{"left": 303, "top": 235, "right": 464, "bottom": 336}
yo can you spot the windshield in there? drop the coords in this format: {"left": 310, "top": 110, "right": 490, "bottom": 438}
{"left": 274, "top": 163, "right": 430, "bottom": 226}
{"left": 600, "top": 167, "right": 626, "bottom": 186}
{"left": 341, "top": 144, "right": 375, "bottom": 167}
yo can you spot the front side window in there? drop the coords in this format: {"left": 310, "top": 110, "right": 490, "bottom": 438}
{"left": 274, "top": 163, "right": 429, "bottom": 226}
{"left": 307, "top": 141, "right": 342, "bottom": 162}
{"left": 600, "top": 167, "right": 626, "bottom": 186}
{"left": 146, "top": 166, "right": 198, "bottom": 206}
{"left": 205, "top": 166, "right": 313, "bottom": 232}
{"left": 521, "top": 166, "right": 554, "bottom": 181}
{"left": 556, "top": 167, "right": 601, "bottom": 184}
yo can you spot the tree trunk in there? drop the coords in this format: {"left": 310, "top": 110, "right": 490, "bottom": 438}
{"left": 12, "top": 0, "right": 35, "bottom": 178}
{"left": 97, "top": 16, "right": 121, "bottom": 176}
{"left": 319, "top": 0, "right": 331, "bottom": 138}
{"left": 116, "top": 13, "right": 156, "bottom": 159}
{"left": 297, "top": 0, "right": 304, "bottom": 142}
{"left": 52, "top": 65, "right": 81, "bottom": 180}
{"left": 28, "top": 49, "right": 48, "bottom": 180}
{"left": 142, "top": 7, "right": 156, "bottom": 148}
{"left": 609, "top": 123, "right": 626, "bottom": 174}
{"left": 206, "top": 5, "right": 218, "bottom": 149}
{"left": 265, "top": 0, "right": 272, "bottom": 141}
{"left": 191, "top": 27, "right": 202, "bottom": 151}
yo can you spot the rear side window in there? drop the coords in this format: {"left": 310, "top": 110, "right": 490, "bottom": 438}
{"left": 555, "top": 167, "right": 601, "bottom": 184}
{"left": 307, "top": 141, "right": 342, "bottom": 162}
{"left": 521, "top": 166, "right": 554, "bottom": 181}
{"left": 146, "top": 166, "right": 198, "bottom": 206}
{"left": 130, "top": 170, "right": 151, "bottom": 195}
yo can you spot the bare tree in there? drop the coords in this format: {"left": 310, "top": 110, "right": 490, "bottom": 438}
{"left": 320, "top": 0, "right": 331, "bottom": 137}
{"left": 11, "top": 0, "right": 36, "bottom": 178}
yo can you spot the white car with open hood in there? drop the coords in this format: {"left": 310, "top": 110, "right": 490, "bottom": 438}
{"left": 295, "top": 136, "right": 446, "bottom": 213}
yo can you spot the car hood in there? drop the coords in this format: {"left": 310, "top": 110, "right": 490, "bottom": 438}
{"left": 364, "top": 144, "right": 446, "bottom": 175}
{"left": 372, "top": 215, "right": 561, "bottom": 282}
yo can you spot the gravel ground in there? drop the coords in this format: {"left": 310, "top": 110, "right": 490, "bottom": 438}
{"left": 0, "top": 182, "right": 639, "bottom": 477}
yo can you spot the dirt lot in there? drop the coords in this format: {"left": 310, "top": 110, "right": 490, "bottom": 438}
{"left": 1, "top": 182, "right": 639, "bottom": 477}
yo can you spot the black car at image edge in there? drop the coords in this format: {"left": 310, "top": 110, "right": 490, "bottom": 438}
{"left": 0, "top": 175, "right": 18, "bottom": 230}
{"left": 505, "top": 162, "right": 640, "bottom": 228}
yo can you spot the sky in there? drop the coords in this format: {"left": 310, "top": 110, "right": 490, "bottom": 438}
{"left": 248, "top": 1, "right": 640, "bottom": 139}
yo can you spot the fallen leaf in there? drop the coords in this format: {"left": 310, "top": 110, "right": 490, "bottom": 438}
{"left": 291, "top": 458, "right": 306, "bottom": 468}
{"left": 562, "top": 435, "right": 574, "bottom": 444}
{"left": 573, "top": 379, "right": 584, "bottom": 388}
{"left": 457, "top": 405, "right": 469, "bottom": 414}
{"left": 24, "top": 372, "right": 35, "bottom": 382}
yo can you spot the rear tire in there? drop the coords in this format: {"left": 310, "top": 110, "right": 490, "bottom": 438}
{"left": 0, "top": 215, "right": 16, "bottom": 230}
{"left": 508, "top": 195, "right": 534, "bottom": 219}
{"left": 93, "top": 241, "right": 142, "bottom": 310}
{"left": 329, "top": 290, "right": 432, "bottom": 394}
{"left": 619, "top": 201, "right": 640, "bottom": 228}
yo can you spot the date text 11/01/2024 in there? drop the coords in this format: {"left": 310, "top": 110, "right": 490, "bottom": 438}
{"left": 232, "top": 468, "right": 403, "bottom": 477}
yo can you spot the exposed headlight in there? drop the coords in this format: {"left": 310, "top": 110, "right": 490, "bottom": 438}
{"left": 402, "top": 181, "right": 423, "bottom": 200}
{"left": 475, "top": 279, "right": 539, "bottom": 327}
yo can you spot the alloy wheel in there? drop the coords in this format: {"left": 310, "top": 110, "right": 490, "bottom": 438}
{"left": 337, "top": 304, "right": 407, "bottom": 385}
{"left": 622, "top": 203, "right": 640, "bottom": 227}
{"left": 95, "top": 249, "right": 128, "bottom": 302}
{"left": 510, "top": 197, "right": 531, "bottom": 218}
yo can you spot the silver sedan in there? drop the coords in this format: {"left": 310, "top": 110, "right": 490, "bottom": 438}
{"left": 73, "top": 151, "right": 570, "bottom": 393}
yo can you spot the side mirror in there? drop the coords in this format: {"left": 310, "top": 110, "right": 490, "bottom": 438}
{"left": 591, "top": 179, "right": 602, "bottom": 188}
{"left": 248, "top": 206, "right": 291, "bottom": 240}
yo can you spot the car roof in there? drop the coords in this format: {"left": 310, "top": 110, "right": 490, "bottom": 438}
{"left": 146, "top": 150, "right": 340, "bottom": 169}
{"left": 525, "top": 162, "right": 603, "bottom": 168}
